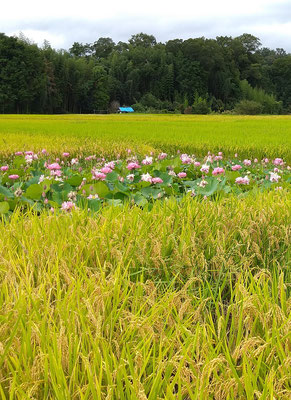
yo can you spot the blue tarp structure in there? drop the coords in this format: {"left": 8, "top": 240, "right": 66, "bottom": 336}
{"left": 118, "top": 107, "right": 134, "bottom": 113}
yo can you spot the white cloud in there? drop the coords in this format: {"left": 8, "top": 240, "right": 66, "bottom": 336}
{"left": 0, "top": 0, "right": 278, "bottom": 19}
{"left": 1, "top": 0, "right": 291, "bottom": 50}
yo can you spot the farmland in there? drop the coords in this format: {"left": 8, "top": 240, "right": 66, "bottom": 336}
{"left": 0, "top": 114, "right": 291, "bottom": 161}
{"left": 0, "top": 114, "right": 290, "bottom": 399}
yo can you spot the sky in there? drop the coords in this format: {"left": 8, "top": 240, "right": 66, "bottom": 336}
{"left": 1, "top": 0, "right": 291, "bottom": 51}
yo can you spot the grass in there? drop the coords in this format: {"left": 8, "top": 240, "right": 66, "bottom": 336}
{"left": 0, "top": 114, "right": 291, "bottom": 161}
{"left": 0, "top": 114, "right": 290, "bottom": 398}
{"left": 0, "top": 193, "right": 290, "bottom": 399}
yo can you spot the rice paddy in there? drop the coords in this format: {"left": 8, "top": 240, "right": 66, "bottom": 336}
{"left": 0, "top": 114, "right": 290, "bottom": 399}
{"left": 0, "top": 114, "right": 291, "bottom": 161}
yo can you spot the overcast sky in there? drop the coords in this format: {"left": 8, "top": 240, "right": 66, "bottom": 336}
{"left": 1, "top": 0, "right": 291, "bottom": 51}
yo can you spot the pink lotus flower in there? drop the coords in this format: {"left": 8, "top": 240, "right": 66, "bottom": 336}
{"left": 177, "top": 172, "right": 187, "bottom": 178}
{"left": 194, "top": 161, "right": 201, "bottom": 167}
{"left": 61, "top": 201, "right": 75, "bottom": 211}
{"left": 200, "top": 165, "right": 210, "bottom": 174}
{"left": 158, "top": 152, "right": 167, "bottom": 160}
{"left": 273, "top": 158, "right": 284, "bottom": 166}
{"left": 93, "top": 172, "right": 106, "bottom": 181}
{"left": 231, "top": 164, "right": 242, "bottom": 171}
{"left": 243, "top": 159, "right": 251, "bottom": 166}
{"left": 126, "top": 174, "right": 135, "bottom": 182}
{"left": 47, "top": 163, "right": 61, "bottom": 170}
{"left": 105, "top": 161, "right": 115, "bottom": 169}
{"left": 269, "top": 172, "right": 281, "bottom": 183}
{"left": 25, "top": 154, "right": 34, "bottom": 164}
{"left": 63, "top": 152, "right": 70, "bottom": 157}
{"left": 25, "top": 151, "right": 33, "bottom": 155}
{"left": 71, "top": 158, "right": 79, "bottom": 165}
{"left": 212, "top": 167, "right": 225, "bottom": 176}
{"left": 87, "top": 194, "right": 99, "bottom": 199}
{"left": 101, "top": 166, "right": 112, "bottom": 174}
{"left": 9, "top": 174, "right": 19, "bottom": 180}
{"left": 50, "top": 170, "right": 62, "bottom": 177}
{"left": 15, "top": 151, "right": 23, "bottom": 156}
{"left": 142, "top": 156, "right": 153, "bottom": 165}
{"left": 141, "top": 173, "right": 152, "bottom": 182}
{"left": 41, "top": 149, "right": 47, "bottom": 154}
{"left": 235, "top": 176, "right": 250, "bottom": 185}
{"left": 180, "top": 154, "right": 192, "bottom": 164}
{"left": 127, "top": 162, "right": 140, "bottom": 170}
{"left": 214, "top": 155, "right": 223, "bottom": 161}
{"left": 151, "top": 177, "right": 163, "bottom": 184}
{"left": 1, "top": 166, "right": 9, "bottom": 172}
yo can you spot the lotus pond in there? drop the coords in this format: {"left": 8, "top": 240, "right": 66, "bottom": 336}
{"left": 0, "top": 150, "right": 290, "bottom": 215}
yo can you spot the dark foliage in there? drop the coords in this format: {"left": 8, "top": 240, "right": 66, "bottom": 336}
{"left": 0, "top": 32, "right": 290, "bottom": 114}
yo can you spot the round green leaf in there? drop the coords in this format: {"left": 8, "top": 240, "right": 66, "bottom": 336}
{"left": 25, "top": 184, "right": 43, "bottom": 200}
{"left": 82, "top": 182, "right": 110, "bottom": 198}
{"left": 0, "top": 201, "right": 10, "bottom": 214}
{"left": 66, "top": 175, "right": 83, "bottom": 186}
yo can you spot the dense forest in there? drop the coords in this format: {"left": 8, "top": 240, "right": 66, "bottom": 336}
{"left": 0, "top": 32, "right": 291, "bottom": 114}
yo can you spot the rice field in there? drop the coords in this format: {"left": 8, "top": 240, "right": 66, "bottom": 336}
{"left": 0, "top": 114, "right": 290, "bottom": 399}
{"left": 0, "top": 114, "right": 291, "bottom": 161}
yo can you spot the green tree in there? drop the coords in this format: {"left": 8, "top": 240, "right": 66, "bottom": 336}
{"left": 271, "top": 56, "right": 291, "bottom": 110}
{"left": 192, "top": 92, "right": 210, "bottom": 114}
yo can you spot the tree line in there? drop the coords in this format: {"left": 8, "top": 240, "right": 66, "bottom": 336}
{"left": 0, "top": 32, "right": 290, "bottom": 114}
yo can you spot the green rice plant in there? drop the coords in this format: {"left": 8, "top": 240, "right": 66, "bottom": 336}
{"left": 0, "top": 114, "right": 291, "bottom": 162}
{"left": 0, "top": 192, "right": 290, "bottom": 399}
{"left": 1, "top": 191, "right": 290, "bottom": 284}
{"left": 0, "top": 114, "right": 290, "bottom": 398}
